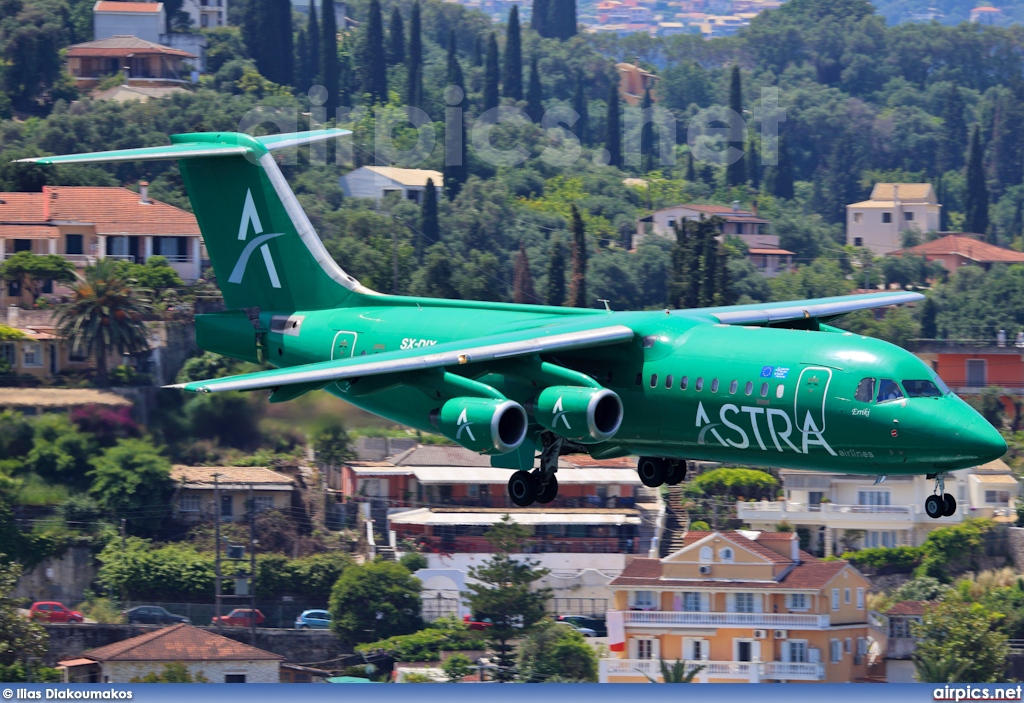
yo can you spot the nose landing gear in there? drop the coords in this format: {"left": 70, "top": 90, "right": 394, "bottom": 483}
{"left": 637, "top": 457, "right": 688, "bottom": 488}
{"left": 925, "top": 473, "right": 957, "bottom": 519}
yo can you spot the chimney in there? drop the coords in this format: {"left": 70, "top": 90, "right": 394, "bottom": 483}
{"left": 139, "top": 181, "right": 150, "bottom": 204}
{"left": 791, "top": 534, "right": 799, "bottom": 562}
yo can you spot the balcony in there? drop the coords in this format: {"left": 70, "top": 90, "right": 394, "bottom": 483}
{"left": 737, "top": 500, "right": 962, "bottom": 526}
{"left": 599, "top": 658, "right": 825, "bottom": 682}
{"left": 623, "top": 610, "right": 831, "bottom": 629}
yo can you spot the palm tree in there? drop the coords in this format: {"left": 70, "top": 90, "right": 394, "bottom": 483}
{"left": 56, "top": 259, "right": 152, "bottom": 385}
{"left": 912, "top": 652, "right": 969, "bottom": 683}
{"left": 638, "top": 659, "right": 707, "bottom": 683}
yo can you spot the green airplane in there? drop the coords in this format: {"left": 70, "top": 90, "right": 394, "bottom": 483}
{"left": 22, "top": 129, "right": 1006, "bottom": 520}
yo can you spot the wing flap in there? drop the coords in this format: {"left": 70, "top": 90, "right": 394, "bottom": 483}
{"left": 692, "top": 291, "right": 924, "bottom": 326}
{"left": 168, "top": 324, "right": 635, "bottom": 394}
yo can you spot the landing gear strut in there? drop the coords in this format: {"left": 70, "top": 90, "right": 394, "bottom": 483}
{"left": 637, "top": 457, "right": 687, "bottom": 488}
{"left": 506, "top": 434, "right": 563, "bottom": 507}
{"left": 925, "top": 473, "right": 957, "bottom": 519}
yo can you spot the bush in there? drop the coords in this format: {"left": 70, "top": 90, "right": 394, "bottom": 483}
{"left": 398, "top": 552, "right": 428, "bottom": 572}
{"left": 684, "top": 467, "right": 778, "bottom": 501}
{"left": 354, "top": 617, "right": 487, "bottom": 661}
{"left": 842, "top": 546, "right": 924, "bottom": 574}
{"left": 690, "top": 520, "right": 711, "bottom": 531}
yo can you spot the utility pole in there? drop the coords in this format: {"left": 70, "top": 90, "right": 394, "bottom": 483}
{"left": 248, "top": 483, "right": 257, "bottom": 646}
{"left": 214, "top": 473, "right": 222, "bottom": 635}
{"left": 119, "top": 518, "right": 126, "bottom": 604}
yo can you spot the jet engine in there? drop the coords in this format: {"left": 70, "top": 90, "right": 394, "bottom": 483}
{"left": 531, "top": 386, "right": 623, "bottom": 443}
{"left": 430, "top": 397, "right": 529, "bottom": 455}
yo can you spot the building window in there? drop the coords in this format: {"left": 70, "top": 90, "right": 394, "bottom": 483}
{"left": 253, "top": 496, "right": 274, "bottom": 512}
{"left": 719, "top": 547, "right": 734, "bottom": 563}
{"left": 832, "top": 588, "right": 839, "bottom": 611}
{"left": 22, "top": 343, "right": 42, "bottom": 368}
{"left": 681, "top": 592, "right": 703, "bottom": 612}
{"left": 853, "top": 213, "right": 863, "bottom": 224}
{"left": 986, "top": 490, "right": 1011, "bottom": 504}
{"left": 831, "top": 639, "right": 842, "bottom": 663}
{"left": 857, "top": 587, "right": 865, "bottom": 609}
{"left": 224, "top": 674, "right": 246, "bottom": 683}
{"left": 732, "top": 593, "right": 755, "bottom": 613}
{"left": 787, "top": 593, "right": 808, "bottom": 611}
{"left": 0, "top": 343, "right": 15, "bottom": 368}
{"left": 631, "top": 591, "right": 656, "bottom": 610}
{"left": 904, "top": 211, "right": 914, "bottom": 221}
{"left": 65, "top": 234, "right": 83, "bottom": 255}
{"left": 853, "top": 236, "right": 863, "bottom": 247}
{"left": 866, "top": 530, "right": 896, "bottom": 548}
{"left": 882, "top": 212, "right": 892, "bottom": 224}
{"left": 787, "top": 641, "right": 808, "bottom": 663}
{"left": 845, "top": 637, "right": 852, "bottom": 653}
{"left": 858, "top": 490, "right": 890, "bottom": 507}
{"left": 636, "top": 638, "right": 654, "bottom": 660}
{"left": 178, "top": 495, "right": 200, "bottom": 512}
{"left": 845, "top": 588, "right": 851, "bottom": 604}
{"left": 699, "top": 546, "right": 712, "bottom": 563}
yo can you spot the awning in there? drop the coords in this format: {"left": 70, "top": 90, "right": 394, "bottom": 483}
{"left": 58, "top": 659, "right": 97, "bottom": 668}
{"left": 970, "top": 474, "right": 1019, "bottom": 486}
{"left": 388, "top": 508, "right": 641, "bottom": 526}
{"left": 410, "top": 466, "right": 641, "bottom": 485}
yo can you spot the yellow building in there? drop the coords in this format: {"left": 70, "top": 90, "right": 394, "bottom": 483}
{"left": 601, "top": 530, "right": 875, "bottom": 683}
{"left": 170, "top": 466, "right": 296, "bottom": 523}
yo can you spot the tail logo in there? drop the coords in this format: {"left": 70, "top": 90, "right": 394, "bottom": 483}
{"left": 456, "top": 408, "right": 476, "bottom": 442}
{"left": 552, "top": 396, "right": 572, "bottom": 430}
{"left": 228, "top": 189, "right": 284, "bottom": 288}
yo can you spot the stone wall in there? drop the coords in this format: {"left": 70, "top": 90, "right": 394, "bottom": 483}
{"left": 103, "top": 659, "right": 280, "bottom": 683}
{"left": 1006, "top": 527, "right": 1024, "bottom": 568}
{"left": 13, "top": 547, "right": 96, "bottom": 604}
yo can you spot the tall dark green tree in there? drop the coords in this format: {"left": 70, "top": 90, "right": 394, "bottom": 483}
{"left": 937, "top": 176, "right": 950, "bottom": 231}
{"left": 388, "top": 6, "right": 405, "bottom": 65}
{"left": 686, "top": 151, "right": 696, "bottom": 182}
{"left": 444, "top": 31, "right": 467, "bottom": 201}
{"left": 295, "top": 27, "right": 311, "bottom": 92}
{"left": 513, "top": 241, "right": 537, "bottom": 304}
{"left": 670, "top": 219, "right": 700, "bottom": 309}
{"left": 964, "top": 125, "right": 989, "bottom": 237}
{"left": 472, "top": 34, "right": 483, "bottom": 66}
{"left": 772, "top": 134, "right": 794, "bottom": 200}
{"left": 546, "top": 236, "right": 566, "bottom": 306}
{"left": 937, "top": 84, "right": 968, "bottom": 175}
{"left": 321, "top": 0, "right": 340, "bottom": 114}
{"left": 550, "top": 0, "right": 577, "bottom": 40}
{"left": 525, "top": 56, "right": 543, "bottom": 123}
{"left": 572, "top": 70, "right": 588, "bottom": 143}
{"left": 306, "top": 1, "right": 320, "bottom": 83}
{"left": 747, "top": 136, "right": 760, "bottom": 190}
{"left": 726, "top": 64, "right": 745, "bottom": 187}
{"left": 244, "top": 0, "right": 294, "bottom": 86}
{"left": 569, "top": 205, "right": 588, "bottom": 307}
{"left": 421, "top": 178, "right": 440, "bottom": 247}
{"left": 361, "top": 0, "right": 388, "bottom": 103}
{"left": 532, "top": 0, "right": 551, "bottom": 37}
{"left": 605, "top": 81, "right": 621, "bottom": 168}
{"left": 697, "top": 217, "right": 720, "bottom": 307}
{"left": 640, "top": 87, "right": 654, "bottom": 172}
{"left": 483, "top": 32, "right": 500, "bottom": 114}
{"left": 406, "top": 1, "right": 423, "bottom": 108}
{"left": 276, "top": 0, "right": 294, "bottom": 87}
{"left": 502, "top": 6, "right": 523, "bottom": 100}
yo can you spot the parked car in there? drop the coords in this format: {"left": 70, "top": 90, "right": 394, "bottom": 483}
{"left": 557, "top": 614, "right": 606, "bottom": 637}
{"left": 463, "top": 614, "right": 493, "bottom": 631}
{"left": 294, "top": 609, "right": 331, "bottom": 629}
{"left": 29, "top": 601, "right": 83, "bottom": 623}
{"left": 211, "top": 608, "right": 265, "bottom": 627}
{"left": 556, "top": 620, "right": 596, "bottom": 637}
{"left": 122, "top": 605, "right": 190, "bottom": 625}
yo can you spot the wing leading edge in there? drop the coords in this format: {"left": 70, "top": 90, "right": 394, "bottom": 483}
{"left": 686, "top": 291, "right": 924, "bottom": 326}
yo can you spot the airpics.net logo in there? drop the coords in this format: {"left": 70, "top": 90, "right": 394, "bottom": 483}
{"left": 934, "top": 685, "right": 1024, "bottom": 701}
{"left": 228, "top": 188, "right": 284, "bottom": 288}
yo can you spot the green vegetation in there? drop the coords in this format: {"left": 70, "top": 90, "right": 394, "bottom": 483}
{"left": 0, "top": 558, "right": 50, "bottom": 682}
{"left": 912, "top": 598, "right": 1008, "bottom": 682}
{"left": 130, "top": 662, "right": 209, "bottom": 683}
{"left": 354, "top": 616, "right": 487, "bottom": 660}
{"left": 684, "top": 467, "right": 778, "bottom": 501}
{"left": 517, "top": 618, "right": 599, "bottom": 682}
{"left": 329, "top": 559, "right": 423, "bottom": 644}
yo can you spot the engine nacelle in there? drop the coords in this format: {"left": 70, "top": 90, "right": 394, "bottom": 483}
{"left": 430, "top": 397, "right": 528, "bottom": 455}
{"left": 531, "top": 386, "right": 623, "bottom": 443}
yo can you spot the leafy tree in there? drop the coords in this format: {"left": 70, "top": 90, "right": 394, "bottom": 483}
{"left": 502, "top": 6, "right": 522, "bottom": 101}
{"left": 55, "top": 259, "right": 151, "bottom": 386}
{"left": 131, "top": 663, "right": 208, "bottom": 683}
{"left": 483, "top": 32, "right": 500, "bottom": 114}
{"left": 605, "top": 80, "right": 621, "bottom": 167}
{"left": 571, "top": 71, "right": 588, "bottom": 143}
{"left": 937, "top": 84, "right": 968, "bottom": 174}
{"left": 24, "top": 413, "right": 93, "bottom": 490}
{"left": 964, "top": 126, "right": 989, "bottom": 238}
{"left": 387, "top": 6, "right": 404, "bottom": 65}
{"left": 726, "top": 65, "right": 745, "bottom": 187}
{"left": 568, "top": 205, "right": 587, "bottom": 307}
{"left": 0, "top": 251, "right": 76, "bottom": 302}
{"left": 518, "top": 618, "right": 598, "bottom": 682}
{"left": 912, "top": 598, "right": 1008, "bottom": 683}
{"left": 640, "top": 87, "right": 654, "bottom": 173}
{"left": 525, "top": 56, "right": 543, "bottom": 123}
{"left": 124, "top": 256, "right": 184, "bottom": 301}
{"left": 312, "top": 420, "right": 354, "bottom": 466}
{"left": 513, "top": 241, "right": 537, "bottom": 304}
{"left": 421, "top": 177, "right": 440, "bottom": 245}
{"left": 546, "top": 235, "right": 566, "bottom": 306}
{"left": 89, "top": 439, "right": 173, "bottom": 535}
{"left": 464, "top": 516, "right": 552, "bottom": 682}
{"left": 329, "top": 560, "right": 423, "bottom": 644}
{"left": 771, "top": 134, "right": 795, "bottom": 200}
{"left": 2, "top": 2, "right": 68, "bottom": 109}
{"left": 354, "top": 616, "right": 486, "bottom": 660}
{"left": 0, "top": 410, "right": 33, "bottom": 460}
{"left": 684, "top": 467, "right": 778, "bottom": 501}
{"left": 361, "top": 0, "right": 388, "bottom": 104}
{"left": 405, "top": 1, "right": 422, "bottom": 109}
{"left": 0, "top": 558, "right": 48, "bottom": 679}
{"left": 442, "top": 652, "right": 475, "bottom": 682}
{"left": 320, "top": 0, "right": 340, "bottom": 113}
{"left": 913, "top": 652, "right": 969, "bottom": 684}
{"left": 183, "top": 392, "right": 264, "bottom": 450}
{"left": 398, "top": 551, "right": 427, "bottom": 572}
{"left": 96, "top": 538, "right": 214, "bottom": 601}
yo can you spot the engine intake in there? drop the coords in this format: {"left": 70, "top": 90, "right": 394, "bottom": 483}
{"left": 532, "top": 386, "right": 623, "bottom": 443}
{"left": 430, "top": 397, "right": 528, "bottom": 455}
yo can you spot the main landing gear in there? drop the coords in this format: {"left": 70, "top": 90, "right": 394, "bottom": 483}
{"left": 507, "top": 435, "right": 563, "bottom": 507}
{"left": 925, "top": 473, "right": 957, "bottom": 519}
{"left": 637, "top": 457, "right": 687, "bottom": 488}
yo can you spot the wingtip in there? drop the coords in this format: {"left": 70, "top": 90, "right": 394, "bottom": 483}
{"left": 163, "top": 383, "right": 188, "bottom": 390}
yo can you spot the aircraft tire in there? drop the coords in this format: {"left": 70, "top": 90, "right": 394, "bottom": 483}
{"left": 535, "top": 475, "right": 559, "bottom": 504}
{"left": 942, "top": 493, "right": 957, "bottom": 517}
{"left": 508, "top": 470, "right": 538, "bottom": 507}
{"left": 637, "top": 457, "right": 669, "bottom": 488}
{"left": 924, "top": 494, "right": 944, "bottom": 519}
{"left": 665, "top": 460, "right": 688, "bottom": 486}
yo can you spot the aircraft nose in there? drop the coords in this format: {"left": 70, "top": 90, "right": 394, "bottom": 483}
{"left": 958, "top": 417, "right": 1007, "bottom": 463}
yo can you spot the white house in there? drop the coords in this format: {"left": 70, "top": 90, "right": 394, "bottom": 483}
{"left": 181, "top": 0, "right": 227, "bottom": 28}
{"left": 737, "top": 459, "right": 1018, "bottom": 557}
{"left": 846, "top": 183, "right": 942, "bottom": 256}
{"left": 340, "top": 166, "right": 443, "bottom": 204}
{"left": 94, "top": 1, "right": 166, "bottom": 43}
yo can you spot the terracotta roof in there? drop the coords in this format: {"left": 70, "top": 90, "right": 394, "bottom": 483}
{"left": 869, "top": 183, "right": 933, "bottom": 201}
{"left": 170, "top": 466, "right": 295, "bottom": 486}
{"left": 66, "top": 36, "right": 195, "bottom": 59}
{"left": 620, "top": 558, "right": 664, "bottom": 578}
{"left": 0, "top": 187, "right": 198, "bottom": 236}
{"left": 361, "top": 166, "right": 443, "bottom": 188}
{"left": 749, "top": 531, "right": 798, "bottom": 541}
{"left": 748, "top": 247, "right": 794, "bottom": 256}
{"left": 94, "top": 2, "right": 163, "bottom": 12}
{"left": 720, "top": 532, "right": 791, "bottom": 564}
{"left": 0, "top": 225, "right": 60, "bottom": 239}
{"left": 83, "top": 624, "right": 283, "bottom": 662}
{"left": 0, "top": 388, "right": 131, "bottom": 408}
{"left": 894, "top": 234, "right": 1024, "bottom": 264}
{"left": 971, "top": 473, "right": 1018, "bottom": 484}
{"left": 612, "top": 558, "right": 849, "bottom": 590}
{"left": 777, "top": 560, "right": 848, "bottom": 589}
{"left": 886, "top": 601, "right": 926, "bottom": 616}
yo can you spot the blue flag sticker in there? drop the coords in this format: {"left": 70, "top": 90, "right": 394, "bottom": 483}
{"left": 761, "top": 366, "right": 774, "bottom": 378}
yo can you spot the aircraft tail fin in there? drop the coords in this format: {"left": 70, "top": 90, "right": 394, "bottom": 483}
{"left": 18, "top": 129, "right": 379, "bottom": 311}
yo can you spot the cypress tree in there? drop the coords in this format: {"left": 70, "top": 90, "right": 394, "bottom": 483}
{"left": 697, "top": 218, "right": 718, "bottom": 307}
{"left": 604, "top": 81, "right": 621, "bottom": 168}
{"left": 421, "top": 178, "right": 440, "bottom": 247}
{"left": 640, "top": 87, "right": 653, "bottom": 172}
{"left": 525, "top": 56, "right": 543, "bottom": 123}
{"left": 275, "top": 0, "right": 294, "bottom": 87}
{"left": 569, "top": 205, "right": 588, "bottom": 308}
{"left": 444, "top": 30, "right": 467, "bottom": 201}
{"left": 296, "top": 27, "right": 310, "bottom": 92}
{"left": 513, "top": 241, "right": 537, "bottom": 304}
{"left": 361, "top": 0, "right": 388, "bottom": 103}
{"left": 388, "top": 6, "right": 404, "bottom": 65}
{"left": 773, "top": 134, "right": 794, "bottom": 200}
{"left": 503, "top": 6, "right": 523, "bottom": 100}
{"left": 937, "top": 175, "right": 949, "bottom": 232}
{"left": 446, "top": 29, "right": 464, "bottom": 92}
{"left": 964, "top": 125, "right": 989, "bottom": 237}
{"left": 713, "top": 243, "right": 731, "bottom": 306}
{"left": 472, "top": 34, "right": 483, "bottom": 67}
{"left": 406, "top": 1, "right": 422, "bottom": 108}
{"left": 550, "top": 0, "right": 577, "bottom": 40}
{"left": 726, "top": 64, "right": 745, "bottom": 187}
{"left": 484, "top": 32, "right": 500, "bottom": 114}
{"left": 670, "top": 220, "right": 701, "bottom": 309}
{"left": 937, "top": 84, "right": 968, "bottom": 175}
{"left": 241, "top": 0, "right": 266, "bottom": 78}
{"left": 572, "top": 70, "right": 588, "bottom": 143}
{"left": 747, "top": 136, "right": 760, "bottom": 190}
{"left": 546, "top": 236, "right": 566, "bottom": 306}
{"left": 307, "top": 1, "right": 320, "bottom": 83}
{"left": 320, "top": 0, "right": 340, "bottom": 114}
{"left": 532, "top": 0, "right": 551, "bottom": 37}
{"left": 686, "top": 151, "right": 695, "bottom": 182}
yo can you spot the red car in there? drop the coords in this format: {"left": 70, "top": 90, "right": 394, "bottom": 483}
{"left": 29, "top": 601, "right": 83, "bottom": 623}
{"left": 463, "top": 614, "right": 493, "bottom": 631}
{"left": 211, "top": 608, "right": 265, "bottom": 627}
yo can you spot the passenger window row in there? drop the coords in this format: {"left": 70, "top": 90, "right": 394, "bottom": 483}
{"left": 637, "top": 372, "right": 786, "bottom": 399}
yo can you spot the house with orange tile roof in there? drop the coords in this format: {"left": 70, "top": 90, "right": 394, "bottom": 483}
{"left": 59, "top": 623, "right": 284, "bottom": 683}
{"left": 170, "top": 466, "right": 297, "bottom": 523}
{"left": 600, "top": 530, "right": 875, "bottom": 683}
{"left": 891, "top": 233, "right": 1024, "bottom": 273}
{"left": 846, "top": 183, "right": 942, "bottom": 255}
{"left": 616, "top": 62, "right": 657, "bottom": 106}
{"left": 66, "top": 35, "right": 196, "bottom": 89}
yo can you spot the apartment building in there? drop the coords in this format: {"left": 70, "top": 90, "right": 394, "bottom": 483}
{"left": 846, "top": 183, "right": 942, "bottom": 255}
{"left": 600, "top": 530, "right": 874, "bottom": 683}
{"left": 737, "top": 460, "right": 1018, "bottom": 556}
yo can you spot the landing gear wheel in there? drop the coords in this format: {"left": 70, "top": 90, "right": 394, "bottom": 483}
{"left": 534, "top": 475, "right": 559, "bottom": 504}
{"left": 508, "top": 470, "right": 538, "bottom": 507}
{"left": 942, "top": 493, "right": 957, "bottom": 517}
{"left": 665, "top": 460, "right": 688, "bottom": 486}
{"left": 637, "top": 457, "right": 669, "bottom": 488}
{"left": 925, "top": 494, "right": 944, "bottom": 519}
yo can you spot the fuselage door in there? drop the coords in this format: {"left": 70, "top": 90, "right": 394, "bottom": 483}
{"left": 331, "top": 330, "right": 358, "bottom": 360}
{"left": 795, "top": 366, "right": 832, "bottom": 435}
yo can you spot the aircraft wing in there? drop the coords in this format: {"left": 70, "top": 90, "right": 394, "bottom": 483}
{"left": 686, "top": 291, "right": 924, "bottom": 326}
{"left": 167, "top": 322, "right": 635, "bottom": 394}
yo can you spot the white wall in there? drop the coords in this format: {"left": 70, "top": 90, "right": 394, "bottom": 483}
{"left": 102, "top": 660, "right": 280, "bottom": 683}
{"left": 95, "top": 11, "right": 165, "bottom": 43}
{"left": 426, "top": 552, "right": 626, "bottom": 575}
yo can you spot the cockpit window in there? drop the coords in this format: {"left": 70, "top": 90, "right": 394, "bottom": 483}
{"left": 933, "top": 375, "right": 951, "bottom": 395}
{"left": 903, "top": 380, "right": 944, "bottom": 398}
{"left": 877, "top": 379, "right": 904, "bottom": 402}
{"left": 855, "top": 378, "right": 875, "bottom": 402}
